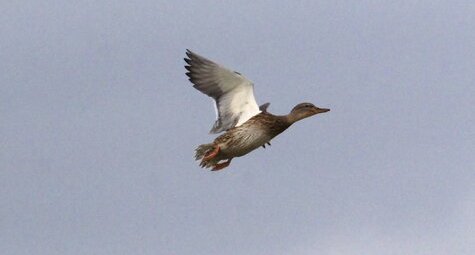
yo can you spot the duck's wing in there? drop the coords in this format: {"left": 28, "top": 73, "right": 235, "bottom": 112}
{"left": 259, "top": 102, "right": 270, "bottom": 112}
{"left": 185, "top": 49, "right": 261, "bottom": 134}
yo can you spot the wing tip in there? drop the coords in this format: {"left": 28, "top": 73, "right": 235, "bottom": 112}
{"left": 259, "top": 102, "right": 270, "bottom": 112}
{"left": 185, "top": 49, "right": 197, "bottom": 60}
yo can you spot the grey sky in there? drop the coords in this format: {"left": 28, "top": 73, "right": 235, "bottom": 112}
{"left": 1, "top": 1, "right": 474, "bottom": 254}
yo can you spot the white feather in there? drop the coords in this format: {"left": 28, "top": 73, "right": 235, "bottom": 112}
{"left": 185, "top": 50, "right": 261, "bottom": 133}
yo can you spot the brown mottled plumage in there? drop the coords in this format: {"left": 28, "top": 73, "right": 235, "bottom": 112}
{"left": 195, "top": 103, "right": 329, "bottom": 170}
{"left": 185, "top": 50, "right": 329, "bottom": 171}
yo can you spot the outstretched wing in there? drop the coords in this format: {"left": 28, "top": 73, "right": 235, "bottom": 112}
{"left": 185, "top": 50, "right": 261, "bottom": 133}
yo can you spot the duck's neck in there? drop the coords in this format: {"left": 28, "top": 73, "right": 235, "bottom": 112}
{"left": 283, "top": 113, "right": 300, "bottom": 125}
{"left": 257, "top": 113, "right": 292, "bottom": 137}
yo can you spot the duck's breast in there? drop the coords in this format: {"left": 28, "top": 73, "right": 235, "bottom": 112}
{"left": 221, "top": 127, "right": 271, "bottom": 157}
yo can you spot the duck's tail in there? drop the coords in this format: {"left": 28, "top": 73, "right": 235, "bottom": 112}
{"left": 194, "top": 143, "right": 215, "bottom": 160}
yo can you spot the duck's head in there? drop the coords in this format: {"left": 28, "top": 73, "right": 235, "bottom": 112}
{"left": 287, "top": 103, "right": 330, "bottom": 123}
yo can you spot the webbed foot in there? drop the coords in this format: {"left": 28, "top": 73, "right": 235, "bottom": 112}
{"left": 211, "top": 159, "right": 232, "bottom": 171}
{"left": 203, "top": 145, "right": 220, "bottom": 161}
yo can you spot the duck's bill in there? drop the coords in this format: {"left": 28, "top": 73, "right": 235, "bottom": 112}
{"left": 315, "top": 108, "right": 330, "bottom": 114}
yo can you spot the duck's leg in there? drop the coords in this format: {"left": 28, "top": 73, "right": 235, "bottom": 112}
{"left": 203, "top": 145, "right": 220, "bottom": 161}
{"left": 262, "top": 142, "right": 271, "bottom": 149}
{"left": 211, "top": 158, "right": 232, "bottom": 171}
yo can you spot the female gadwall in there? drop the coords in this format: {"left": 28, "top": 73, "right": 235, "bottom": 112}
{"left": 185, "top": 50, "right": 329, "bottom": 171}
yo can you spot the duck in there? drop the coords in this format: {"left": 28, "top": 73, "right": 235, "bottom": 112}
{"left": 185, "top": 49, "right": 329, "bottom": 171}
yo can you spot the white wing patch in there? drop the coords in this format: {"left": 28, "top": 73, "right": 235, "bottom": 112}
{"left": 228, "top": 84, "right": 260, "bottom": 127}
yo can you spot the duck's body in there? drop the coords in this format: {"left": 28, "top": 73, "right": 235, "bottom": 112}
{"left": 217, "top": 112, "right": 290, "bottom": 156}
{"left": 196, "top": 112, "right": 291, "bottom": 169}
{"left": 185, "top": 50, "right": 329, "bottom": 171}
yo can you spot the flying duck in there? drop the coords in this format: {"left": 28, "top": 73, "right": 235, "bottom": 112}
{"left": 185, "top": 50, "right": 329, "bottom": 171}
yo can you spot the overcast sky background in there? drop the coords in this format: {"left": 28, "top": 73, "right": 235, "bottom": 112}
{"left": 1, "top": 1, "right": 474, "bottom": 255}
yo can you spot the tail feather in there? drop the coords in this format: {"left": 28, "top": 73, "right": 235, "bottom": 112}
{"left": 195, "top": 143, "right": 215, "bottom": 160}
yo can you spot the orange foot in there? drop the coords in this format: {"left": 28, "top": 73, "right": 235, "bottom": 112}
{"left": 211, "top": 159, "right": 232, "bottom": 171}
{"left": 203, "top": 145, "right": 220, "bottom": 161}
